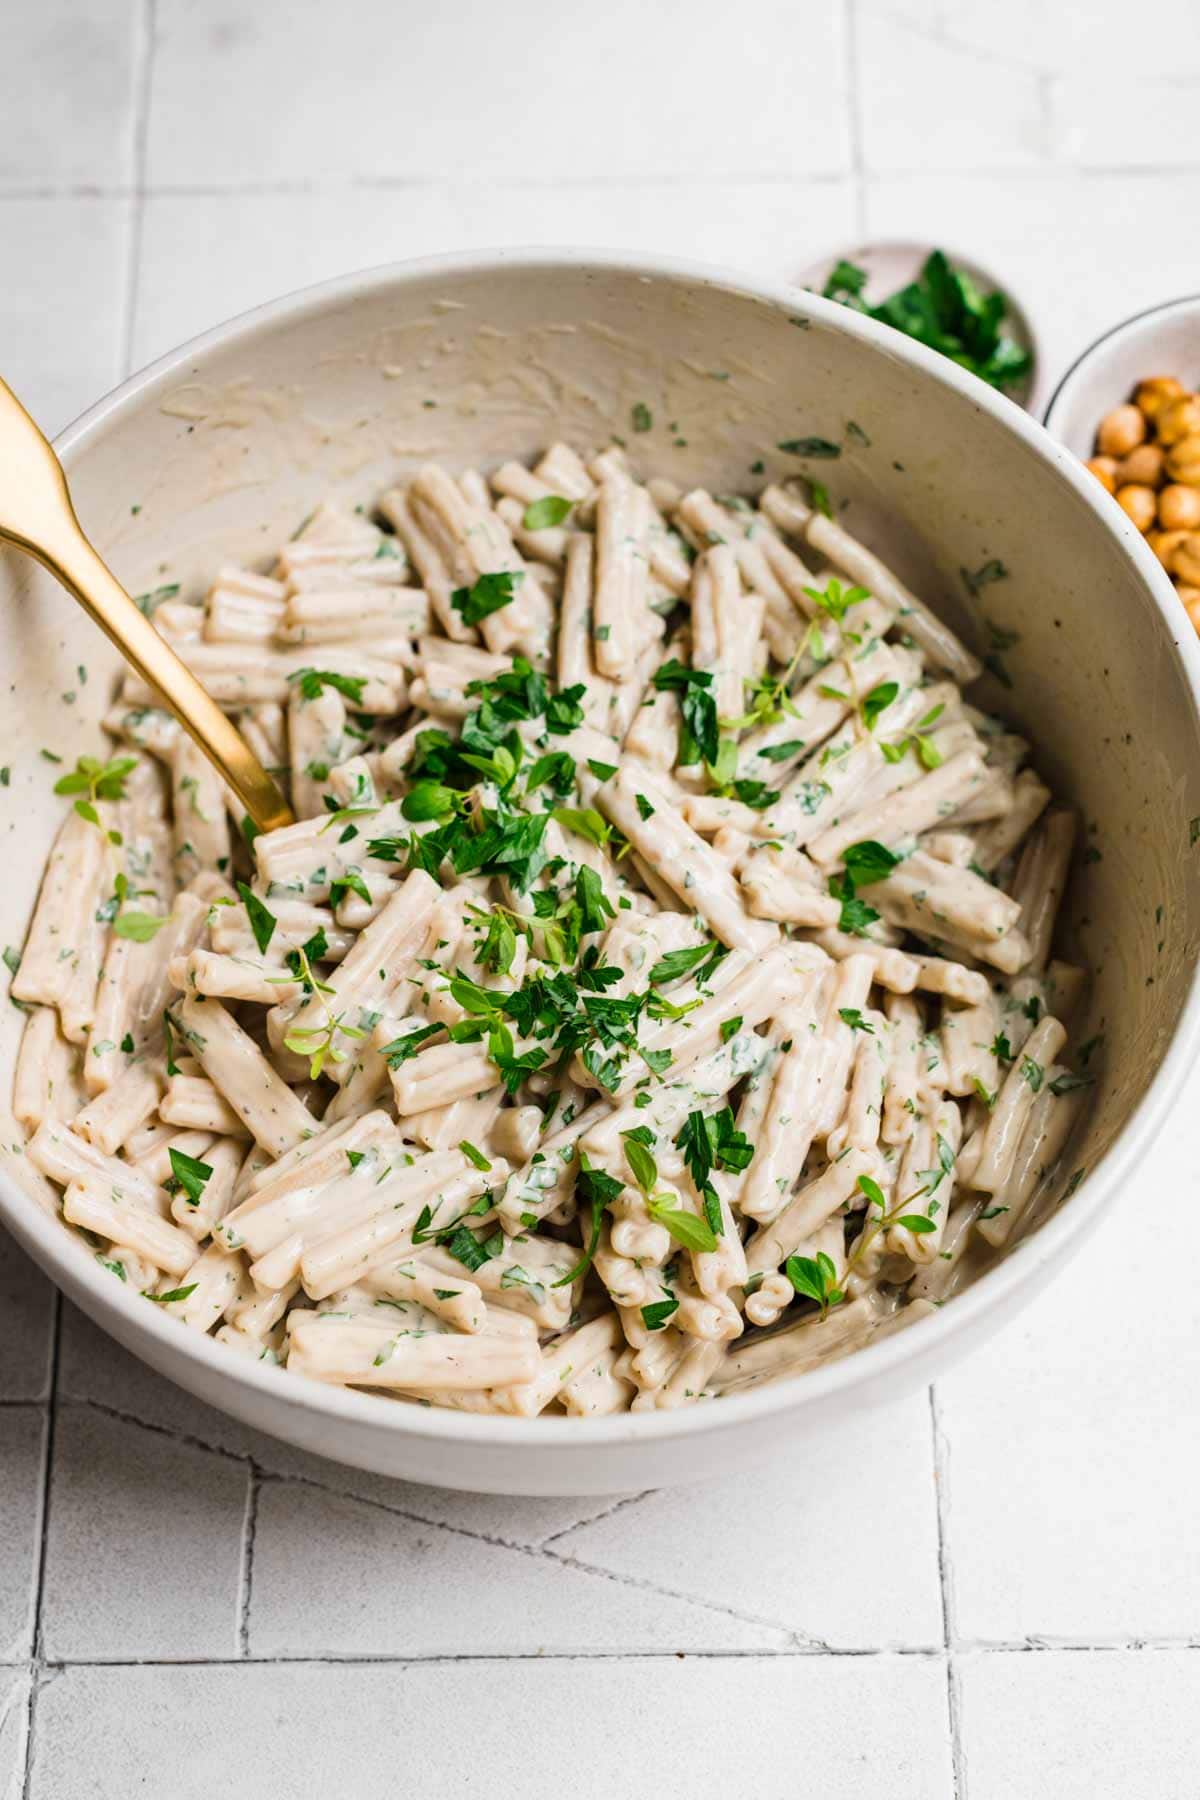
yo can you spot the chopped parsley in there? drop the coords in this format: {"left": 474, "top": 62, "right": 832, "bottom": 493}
{"left": 167, "top": 1148, "right": 213, "bottom": 1207}
{"left": 823, "top": 252, "right": 1031, "bottom": 392}
{"left": 236, "top": 883, "right": 276, "bottom": 956}
{"left": 523, "top": 495, "right": 572, "bottom": 530}
{"left": 450, "top": 570, "right": 525, "bottom": 627}
{"left": 287, "top": 668, "right": 367, "bottom": 704}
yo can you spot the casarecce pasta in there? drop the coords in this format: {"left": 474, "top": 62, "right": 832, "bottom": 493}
{"left": 12, "top": 446, "right": 1093, "bottom": 1414}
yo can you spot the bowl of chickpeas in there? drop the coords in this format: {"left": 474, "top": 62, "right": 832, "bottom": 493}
{"left": 1044, "top": 296, "right": 1200, "bottom": 631}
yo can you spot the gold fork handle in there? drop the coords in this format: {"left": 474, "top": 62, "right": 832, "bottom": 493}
{"left": 0, "top": 375, "right": 292, "bottom": 835}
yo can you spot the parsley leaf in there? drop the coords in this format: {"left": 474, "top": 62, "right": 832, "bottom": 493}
{"left": 653, "top": 658, "right": 719, "bottom": 766}
{"left": 113, "top": 911, "right": 168, "bottom": 943}
{"left": 522, "top": 495, "right": 572, "bottom": 530}
{"left": 380, "top": 1022, "right": 442, "bottom": 1067}
{"left": 553, "top": 1156, "right": 623, "bottom": 1286}
{"left": 451, "top": 570, "right": 525, "bottom": 627}
{"left": 147, "top": 1284, "right": 198, "bottom": 1305}
{"left": 236, "top": 882, "right": 276, "bottom": 956}
{"left": 842, "top": 840, "right": 901, "bottom": 887}
{"left": 839, "top": 1007, "right": 874, "bottom": 1033}
{"left": 641, "top": 1294, "right": 680, "bottom": 1331}
{"left": 648, "top": 941, "right": 721, "bottom": 986}
{"left": 287, "top": 668, "right": 367, "bottom": 704}
{"left": 167, "top": 1148, "right": 212, "bottom": 1206}
{"left": 778, "top": 437, "right": 841, "bottom": 459}
{"left": 828, "top": 872, "right": 879, "bottom": 937}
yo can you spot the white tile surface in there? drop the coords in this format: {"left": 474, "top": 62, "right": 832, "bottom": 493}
{"left": 132, "top": 178, "right": 855, "bottom": 366}
{"left": 0, "top": 199, "right": 130, "bottom": 435}
{"left": 39, "top": 1403, "right": 246, "bottom": 1660}
{"left": 0, "top": 1410, "right": 44, "bottom": 1664}
{"left": 56, "top": 1303, "right": 625, "bottom": 1548}
{"left": 249, "top": 1479, "right": 787, "bottom": 1656}
{"left": 857, "top": 7, "right": 1050, "bottom": 173}
{"left": 4, "top": 5, "right": 1200, "bottom": 1794}
{"left": 29, "top": 1656, "right": 953, "bottom": 1800}
{"left": 959, "top": 1649, "right": 1200, "bottom": 1799}
{"left": 555, "top": 1396, "right": 945, "bottom": 1648}
{"left": 0, "top": 1, "right": 140, "bottom": 189}
{"left": 936, "top": 1125, "right": 1200, "bottom": 1646}
{"left": 0, "top": 1669, "right": 29, "bottom": 1800}
{"left": 147, "top": 0, "right": 851, "bottom": 186}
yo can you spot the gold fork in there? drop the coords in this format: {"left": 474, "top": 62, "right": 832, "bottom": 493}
{"left": 0, "top": 376, "right": 293, "bottom": 834}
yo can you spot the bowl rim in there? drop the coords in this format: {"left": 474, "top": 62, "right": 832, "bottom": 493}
{"left": 7, "top": 243, "right": 1200, "bottom": 1454}
{"left": 1042, "top": 291, "right": 1200, "bottom": 432}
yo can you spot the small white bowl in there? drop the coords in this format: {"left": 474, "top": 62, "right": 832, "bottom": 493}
{"left": 1043, "top": 293, "right": 1200, "bottom": 453}
{"left": 794, "top": 238, "right": 1039, "bottom": 410}
{"left": 2, "top": 250, "right": 1199, "bottom": 1495}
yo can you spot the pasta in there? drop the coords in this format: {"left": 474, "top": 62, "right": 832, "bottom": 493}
{"left": 12, "top": 454, "right": 1092, "bottom": 1416}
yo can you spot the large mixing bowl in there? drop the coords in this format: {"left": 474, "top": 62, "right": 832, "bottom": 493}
{"left": 2, "top": 251, "right": 1197, "bottom": 1495}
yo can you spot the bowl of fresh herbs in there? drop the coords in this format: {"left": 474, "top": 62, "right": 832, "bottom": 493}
{"left": 798, "top": 242, "right": 1038, "bottom": 409}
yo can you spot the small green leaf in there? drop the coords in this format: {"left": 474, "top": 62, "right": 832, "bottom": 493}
{"left": 621, "top": 1131, "right": 658, "bottom": 1196}
{"left": 862, "top": 680, "right": 899, "bottom": 730}
{"left": 640, "top": 1294, "right": 679, "bottom": 1331}
{"left": 522, "top": 495, "right": 573, "bottom": 530}
{"left": 380, "top": 1023, "right": 442, "bottom": 1067}
{"left": 236, "top": 882, "right": 276, "bottom": 956}
{"left": 842, "top": 839, "right": 900, "bottom": 887}
{"left": 646, "top": 1197, "right": 717, "bottom": 1254}
{"left": 838, "top": 1007, "right": 874, "bottom": 1033}
{"left": 778, "top": 437, "right": 841, "bottom": 459}
{"left": 450, "top": 570, "right": 525, "bottom": 627}
{"left": 551, "top": 806, "right": 611, "bottom": 849}
{"left": 113, "top": 911, "right": 168, "bottom": 942}
{"left": 857, "top": 1173, "right": 887, "bottom": 1212}
{"left": 168, "top": 1147, "right": 213, "bottom": 1206}
{"left": 287, "top": 668, "right": 367, "bottom": 705}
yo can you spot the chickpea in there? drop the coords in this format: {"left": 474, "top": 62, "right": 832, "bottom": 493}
{"left": 1135, "top": 376, "right": 1186, "bottom": 420}
{"left": 1158, "top": 484, "right": 1200, "bottom": 532}
{"left": 1115, "top": 483, "right": 1157, "bottom": 532}
{"left": 1173, "top": 534, "right": 1200, "bottom": 588}
{"left": 1182, "top": 590, "right": 1200, "bottom": 636}
{"left": 1165, "top": 433, "right": 1200, "bottom": 486}
{"left": 1096, "top": 403, "right": 1147, "bottom": 457}
{"left": 1085, "top": 455, "right": 1119, "bottom": 494}
{"left": 1115, "top": 443, "right": 1164, "bottom": 487}
{"left": 1146, "top": 528, "right": 1191, "bottom": 570}
{"left": 1155, "top": 395, "right": 1200, "bottom": 446}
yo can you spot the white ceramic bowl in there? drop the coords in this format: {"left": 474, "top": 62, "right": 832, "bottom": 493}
{"left": 1044, "top": 293, "right": 1200, "bottom": 452}
{"left": 3, "top": 251, "right": 1199, "bottom": 1496}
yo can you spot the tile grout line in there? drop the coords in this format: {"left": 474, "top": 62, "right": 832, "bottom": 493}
{"left": 21, "top": 1293, "right": 61, "bottom": 1800}
{"left": 928, "top": 1382, "right": 966, "bottom": 1800}
{"left": 844, "top": 0, "right": 867, "bottom": 238}
{"left": 7, "top": 1636, "right": 1200, "bottom": 1676}
{"left": 119, "top": 0, "right": 158, "bottom": 380}
{"left": 536, "top": 1488, "right": 653, "bottom": 1548}
{"left": 1, "top": 161, "right": 1198, "bottom": 209}
{"left": 236, "top": 1469, "right": 260, "bottom": 1658}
